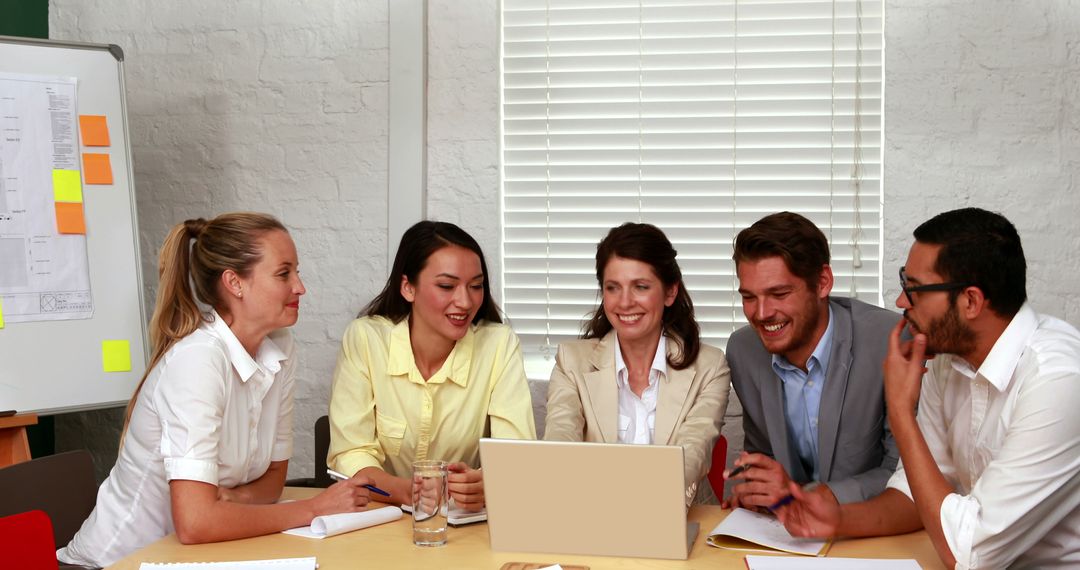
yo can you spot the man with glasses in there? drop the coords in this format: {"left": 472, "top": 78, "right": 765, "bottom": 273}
{"left": 724, "top": 212, "right": 900, "bottom": 512}
{"left": 776, "top": 208, "right": 1080, "bottom": 569}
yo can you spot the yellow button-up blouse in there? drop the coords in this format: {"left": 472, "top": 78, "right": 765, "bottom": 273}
{"left": 328, "top": 316, "right": 536, "bottom": 478}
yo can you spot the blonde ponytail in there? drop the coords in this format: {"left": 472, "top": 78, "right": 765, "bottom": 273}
{"left": 120, "top": 213, "right": 286, "bottom": 446}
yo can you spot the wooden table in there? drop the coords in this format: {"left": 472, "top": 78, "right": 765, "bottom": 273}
{"left": 109, "top": 488, "right": 945, "bottom": 569}
{"left": 0, "top": 413, "right": 37, "bottom": 468}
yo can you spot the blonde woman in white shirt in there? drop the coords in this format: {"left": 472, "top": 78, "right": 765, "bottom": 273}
{"left": 58, "top": 213, "right": 372, "bottom": 568}
{"left": 543, "top": 222, "right": 731, "bottom": 505}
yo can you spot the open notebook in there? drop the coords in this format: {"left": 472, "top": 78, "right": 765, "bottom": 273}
{"left": 400, "top": 499, "right": 487, "bottom": 526}
{"left": 707, "top": 508, "right": 830, "bottom": 556}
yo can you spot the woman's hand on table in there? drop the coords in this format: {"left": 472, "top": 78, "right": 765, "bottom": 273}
{"left": 447, "top": 462, "right": 485, "bottom": 511}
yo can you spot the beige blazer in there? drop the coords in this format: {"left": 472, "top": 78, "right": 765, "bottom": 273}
{"left": 543, "top": 331, "right": 731, "bottom": 504}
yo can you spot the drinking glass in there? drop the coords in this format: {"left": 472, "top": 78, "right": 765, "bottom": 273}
{"left": 411, "top": 459, "right": 448, "bottom": 546}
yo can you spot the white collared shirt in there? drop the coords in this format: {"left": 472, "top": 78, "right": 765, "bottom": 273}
{"left": 58, "top": 311, "right": 296, "bottom": 568}
{"left": 887, "top": 304, "right": 1080, "bottom": 569}
{"left": 614, "top": 334, "right": 667, "bottom": 445}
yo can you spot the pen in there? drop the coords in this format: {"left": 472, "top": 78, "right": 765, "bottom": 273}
{"left": 726, "top": 464, "right": 750, "bottom": 479}
{"left": 768, "top": 482, "right": 819, "bottom": 512}
{"left": 326, "top": 468, "right": 391, "bottom": 497}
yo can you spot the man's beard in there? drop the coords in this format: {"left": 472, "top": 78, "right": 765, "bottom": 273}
{"left": 905, "top": 303, "right": 976, "bottom": 357}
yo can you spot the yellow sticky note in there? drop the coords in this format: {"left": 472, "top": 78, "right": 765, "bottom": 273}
{"left": 55, "top": 202, "right": 86, "bottom": 234}
{"left": 53, "top": 169, "right": 83, "bottom": 203}
{"left": 0, "top": 299, "right": 5, "bottom": 329}
{"left": 102, "top": 340, "right": 131, "bottom": 372}
{"left": 79, "top": 115, "right": 111, "bottom": 146}
{"left": 82, "top": 153, "right": 113, "bottom": 185}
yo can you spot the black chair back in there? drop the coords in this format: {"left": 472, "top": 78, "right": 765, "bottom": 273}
{"left": 0, "top": 450, "right": 97, "bottom": 547}
{"left": 313, "top": 415, "right": 332, "bottom": 488}
{"left": 286, "top": 415, "right": 333, "bottom": 488}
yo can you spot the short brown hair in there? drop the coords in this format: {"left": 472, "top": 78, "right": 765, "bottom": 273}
{"left": 733, "top": 211, "right": 830, "bottom": 288}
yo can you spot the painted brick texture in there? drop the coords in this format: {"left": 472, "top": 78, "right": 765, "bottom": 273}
{"left": 48, "top": 1, "right": 1079, "bottom": 487}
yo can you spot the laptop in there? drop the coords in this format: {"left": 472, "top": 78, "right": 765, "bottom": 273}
{"left": 479, "top": 438, "right": 699, "bottom": 560}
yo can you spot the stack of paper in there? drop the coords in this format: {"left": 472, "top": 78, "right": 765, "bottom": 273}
{"left": 745, "top": 555, "right": 922, "bottom": 569}
{"left": 139, "top": 557, "right": 316, "bottom": 570}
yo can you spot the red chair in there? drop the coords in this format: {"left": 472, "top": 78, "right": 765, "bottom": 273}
{"left": 708, "top": 434, "right": 728, "bottom": 499}
{"left": 0, "top": 510, "right": 60, "bottom": 570}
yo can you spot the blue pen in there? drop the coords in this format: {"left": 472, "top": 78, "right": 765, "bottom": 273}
{"left": 327, "top": 468, "right": 391, "bottom": 497}
{"left": 768, "top": 482, "right": 819, "bottom": 512}
{"left": 768, "top": 494, "right": 795, "bottom": 511}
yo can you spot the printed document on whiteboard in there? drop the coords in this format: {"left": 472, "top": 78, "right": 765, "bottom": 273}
{"left": 0, "top": 72, "right": 93, "bottom": 322}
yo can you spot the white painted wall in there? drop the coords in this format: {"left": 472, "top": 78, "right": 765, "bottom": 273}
{"left": 49, "top": 1, "right": 1080, "bottom": 481}
{"left": 50, "top": 0, "right": 393, "bottom": 479}
{"left": 882, "top": 1, "right": 1080, "bottom": 326}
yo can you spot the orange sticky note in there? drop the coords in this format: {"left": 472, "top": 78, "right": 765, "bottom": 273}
{"left": 55, "top": 202, "right": 86, "bottom": 234}
{"left": 83, "top": 153, "right": 113, "bottom": 184}
{"left": 79, "top": 115, "right": 110, "bottom": 146}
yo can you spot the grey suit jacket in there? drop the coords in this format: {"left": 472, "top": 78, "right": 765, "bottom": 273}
{"left": 726, "top": 296, "right": 900, "bottom": 504}
{"left": 543, "top": 331, "right": 731, "bottom": 505}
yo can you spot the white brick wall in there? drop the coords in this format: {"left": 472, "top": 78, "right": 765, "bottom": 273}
{"left": 883, "top": 1, "right": 1080, "bottom": 326}
{"left": 49, "top": 1, "right": 1080, "bottom": 483}
{"left": 50, "top": 0, "right": 392, "bottom": 480}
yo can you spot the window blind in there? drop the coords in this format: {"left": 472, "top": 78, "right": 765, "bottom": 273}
{"left": 500, "top": 0, "right": 883, "bottom": 378}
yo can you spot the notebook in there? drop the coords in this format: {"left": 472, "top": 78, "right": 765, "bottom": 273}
{"left": 282, "top": 506, "right": 402, "bottom": 539}
{"left": 480, "top": 438, "right": 697, "bottom": 560}
{"left": 706, "top": 508, "right": 830, "bottom": 556}
{"left": 400, "top": 499, "right": 488, "bottom": 526}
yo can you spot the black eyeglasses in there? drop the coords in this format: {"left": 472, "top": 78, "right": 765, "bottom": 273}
{"left": 898, "top": 267, "right": 970, "bottom": 306}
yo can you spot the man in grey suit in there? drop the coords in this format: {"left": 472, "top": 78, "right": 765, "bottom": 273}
{"left": 724, "top": 212, "right": 899, "bottom": 510}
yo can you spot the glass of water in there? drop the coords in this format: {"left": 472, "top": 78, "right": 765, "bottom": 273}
{"left": 411, "top": 459, "right": 448, "bottom": 547}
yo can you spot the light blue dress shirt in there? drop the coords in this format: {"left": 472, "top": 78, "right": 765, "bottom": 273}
{"left": 771, "top": 308, "right": 834, "bottom": 480}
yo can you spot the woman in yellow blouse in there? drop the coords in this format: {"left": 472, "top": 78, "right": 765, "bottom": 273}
{"left": 328, "top": 221, "right": 536, "bottom": 510}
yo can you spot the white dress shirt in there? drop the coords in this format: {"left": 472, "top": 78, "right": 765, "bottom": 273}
{"left": 887, "top": 304, "right": 1080, "bottom": 569}
{"left": 614, "top": 334, "right": 667, "bottom": 445}
{"left": 57, "top": 311, "right": 296, "bottom": 568}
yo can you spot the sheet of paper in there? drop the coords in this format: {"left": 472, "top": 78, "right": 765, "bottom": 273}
{"left": 745, "top": 555, "right": 922, "bottom": 569}
{"left": 55, "top": 202, "right": 86, "bottom": 234}
{"left": 102, "top": 340, "right": 131, "bottom": 372}
{"left": 52, "top": 169, "right": 83, "bottom": 202}
{"left": 0, "top": 72, "right": 93, "bottom": 322}
{"left": 282, "top": 506, "right": 402, "bottom": 539}
{"left": 138, "top": 557, "right": 316, "bottom": 570}
{"left": 707, "top": 508, "right": 828, "bottom": 556}
{"left": 78, "top": 114, "right": 110, "bottom": 146}
{"left": 82, "top": 153, "right": 113, "bottom": 184}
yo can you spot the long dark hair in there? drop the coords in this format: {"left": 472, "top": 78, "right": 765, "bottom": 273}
{"left": 583, "top": 222, "right": 700, "bottom": 370}
{"left": 362, "top": 220, "right": 502, "bottom": 324}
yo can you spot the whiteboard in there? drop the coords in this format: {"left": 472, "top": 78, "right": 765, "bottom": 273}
{"left": 0, "top": 36, "right": 148, "bottom": 414}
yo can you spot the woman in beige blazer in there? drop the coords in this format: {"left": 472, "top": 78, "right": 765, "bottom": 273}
{"left": 544, "top": 222, "right": 731, "bottom": 505}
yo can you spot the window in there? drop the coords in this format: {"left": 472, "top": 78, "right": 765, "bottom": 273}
{"left": 501, "top": 0, "right": 883, "bottom": 377}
